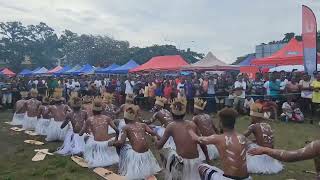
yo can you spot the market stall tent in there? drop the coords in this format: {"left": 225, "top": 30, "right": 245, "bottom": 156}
{"left": 32, "top": 67, "right": 48, "bottom": 75}
{"left": 238, "top": 54, "right": 256, "bottom": 66}
{"left": 54, "top": 65, "right": 72, "bottom": 75}
{"left": 130, "top": 55, "right": 188, "bottom": 72}
{"left": 95, "top": 63, "right": 120, "bottom": 73}
{"left": 182, "top": 52, "right": 239, "bottom": 71}
{"left": 63, "top": 65, "right": 82, "bottom": 74}
{"left": 251, "top": 38, "right": 320, "bottom": 66}
{"left": 19, "top": 69, "right": 33, "bottom": 76}
{"left": 0, "top": 68, "right": 16, "bottom": 77}
{"left": 72, "top": 64, "right": 95, "bottom": 75}
{"left": 47, "top": 66, "right": 63, "bottom": 74}
{"left": 110, "top": 60, "right": 139, "bottom": 74}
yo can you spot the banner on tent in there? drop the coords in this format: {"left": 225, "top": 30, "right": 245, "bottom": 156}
{"left": 302, "top": 5, "right": 317, "bottom": 75}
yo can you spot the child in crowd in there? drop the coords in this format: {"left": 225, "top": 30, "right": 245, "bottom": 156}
{"left": 243, "top": 96, "right": 254, "bottom": 115}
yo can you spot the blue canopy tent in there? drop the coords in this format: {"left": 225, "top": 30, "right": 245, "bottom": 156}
{"left": 19, "top": 69, "right": 33, "bottom": 76}
{"left": 238, "top": 54, "right": 256, "bottom": 66}
{"left": 54, "top": 65, "right": 72, "bottom": 75}
{"left": 96, "top": 63, "right": 120, "bottom": 73}
{"left": 32, "top": 67, "right": 42, "bottom": 73}
{"left": 72, "top": 64, "right": 95, "bottom": 75}
{"left": 32, "top": 67, "right": 48, "bottom": 75}
{"left": 109, "top": 60, "right": 139, "bottom": 74}
{"left": 63, "top": 65, "right": 82, "bottom": 75}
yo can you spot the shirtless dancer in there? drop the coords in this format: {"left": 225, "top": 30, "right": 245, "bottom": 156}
{"left": 45, "top": 96, "right": 70, "bottom": 142}
{"left": 114, "top": 94, "right": 140, "bottom": 132}
{"left": 35, "top": 97, "right": 51, "bottom": 135}
{"left": 11, "top": 91, "right": 28, "bottom": 125}
{"left": 193, "top": 98, "right": 219, "bottom": 160}
{"left": 23, "top": 89, "right": 41, "bottom": 130}
{"left": 144, "top": 96, "right": 175, "bottom": 149}
{"left": 244, "top": 102, "right": 283, "bottom": 174}
{"left": 102, "top": 92, "right": 118, "bottom": 120}
{"left": 56, "top": 97, "right": 88, "bottom": 155}
{"left": 109, "top": 104, "right": 161, "bottom": 179}
{"left": 82, "top": 95, "right": 93, "bottom": 117}
{"left": 249, "top": 140, "right": 320, "bottom": 179}
{"left": 79, "top": 98, "right": 119, "bottom": 168}
{"left": 155, "top": 97, "right": 208, "bottom": 180}
{"left": 190, "top": 107, "right": 252, "bottom": 180}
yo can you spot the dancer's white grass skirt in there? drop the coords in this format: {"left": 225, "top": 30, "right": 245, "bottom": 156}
{"left": 45, "top": 120, "right": 69, "bottom": 142}
{"left": 199, "top": 164, "right": 252, "bottom": 180}
{"left": 119, "top": 144, "right": 161, "bottom": 179}
{"left": 84, "top": 138, "right": 119, "bottom": 168}
{"left": 56, "top": 129, "right": 73, "bottom": 155}
{"left": 11, "top": 113, "right": 25, "bottom": 126}
{"left": 207, "top": 144, "right": 219, "bottom": 160}
{"left": 35, "top": 118, "right": 50, "bottom": 135}
{"left": 154, "top": 126, "right": 176, "bottom": 150}
{"left": 165, "top": 149, "right": 202, "bottom": 180}
{"left": 247, "top": 144, "right": 283, "bottom": 174}
{"left": 22, "top": 115, "right": 37, "bottom": 130}
{"left": 72, "top": 133, "right": 85, "bottom": 154}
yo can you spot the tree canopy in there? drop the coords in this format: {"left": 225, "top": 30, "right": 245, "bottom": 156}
{"left": 0, "top": 21, "right": 204, "bottom": 71}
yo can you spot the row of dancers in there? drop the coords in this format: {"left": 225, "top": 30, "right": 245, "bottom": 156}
{"left": 10, "top": 89, "right": 320, "bottom": 179}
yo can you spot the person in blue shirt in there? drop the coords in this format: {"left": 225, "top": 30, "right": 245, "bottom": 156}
{"left": 269, "top": 74, "right": 280, "bottom": 101}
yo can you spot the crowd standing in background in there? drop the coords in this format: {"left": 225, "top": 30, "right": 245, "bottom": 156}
{"left": 2, "top": 70, "right": 320, "bottom": 124}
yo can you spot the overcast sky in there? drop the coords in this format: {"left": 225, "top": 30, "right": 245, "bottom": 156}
{"left": 0, "top": 0, "right": 319, "bottom": 63}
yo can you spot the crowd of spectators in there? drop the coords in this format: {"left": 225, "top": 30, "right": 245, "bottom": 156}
{"left": 1, "top": 70, "right": 320, "bottom": 124}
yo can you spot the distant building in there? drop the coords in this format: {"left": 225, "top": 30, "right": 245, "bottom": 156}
{"left": 255, "top": 42, "right": 287, "bottom": 58}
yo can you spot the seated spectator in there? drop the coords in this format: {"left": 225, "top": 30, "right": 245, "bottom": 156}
{"left": 281, "top": 96, "right": 304, "bottom": 123}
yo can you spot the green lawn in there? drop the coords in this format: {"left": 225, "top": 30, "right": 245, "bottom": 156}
{"left": 0, "top": 111, "right": 319, "bottom": 180}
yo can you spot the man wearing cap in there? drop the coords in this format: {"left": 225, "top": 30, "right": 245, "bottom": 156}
{"left": 46, "top": 95, "right": 70, "bottom": 142}
{"left": 190, "top": 107, "right": 252, "bottom": 180}
{"left": 155, "top": 97, "right": 207, "bottom": 180}
{"left": 79, "top": 97, "right": 119, "bottom": 168}
{"left": 244, "top": 102, "right": 283, "bottom": 174}
{"left": 109, "top": 104, "right": 161, "bottom": 179}
{"left": 57, "top": 97, "right": 88, "bottom": 155}
{"left": 193, "top": 98, "right": 219, "bottom": 160}
{"left": 35, "top": 97, "right": 51, "bottom": 135}
{"left": 23, "top": 89, "right": 41, "bottom": 130}
{"left": 10, "top": 91, "right": 28, "bottom": 125}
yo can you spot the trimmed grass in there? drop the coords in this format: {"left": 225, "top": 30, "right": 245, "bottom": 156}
{"left": 0, "top": 111, "right": 319, "bottom": 180}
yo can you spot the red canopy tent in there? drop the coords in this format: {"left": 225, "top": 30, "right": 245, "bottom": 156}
{"left": 47, "top": 66, "right": 63, "bottom": 74}
{"left": 251, "top": 38, "right": 319, "bottom": 66}
{"left": 130, "top": 55, "right": 189, "bottom": 72}
{"left": 1, "top": 68, "right": 16, "bottom": 77}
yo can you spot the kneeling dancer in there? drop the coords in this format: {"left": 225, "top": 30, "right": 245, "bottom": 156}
{"left": 56, "top": 97, "right": 88, "bottom": 155}
{"left": 23, "top": 89, "right": 41, "bottom": 130}
{"left": 191, "top": 108, "right": 252, "bottom": 180}
{"left": 244, "top": 102, "right": 283, "bottom": 174}
{"left": 110, "top": 104, "right": 161, "bottom": 179}
{"left": 45, "top": 96, "right": 70, "bottom": 141}
{"left": 11, "top": 91, "right": 28, "bottom": 126}
{"left": 80, "top": 98, "right": 119, "bottom": 168}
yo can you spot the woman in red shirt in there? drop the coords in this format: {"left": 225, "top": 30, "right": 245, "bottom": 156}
{"left": 163, "top": 81, "right": 173, "bottom": 100}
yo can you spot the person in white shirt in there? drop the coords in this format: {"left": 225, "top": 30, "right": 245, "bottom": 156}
{"left": 233, "top": 74, "right": 246, "bottom": 112}
{"left": 125, "top": 77, "right": 135, "bottom": 95}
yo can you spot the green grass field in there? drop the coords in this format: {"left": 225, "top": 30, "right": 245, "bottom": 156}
{"left": 0, "top": 111, "right": 319, "bottom": 180}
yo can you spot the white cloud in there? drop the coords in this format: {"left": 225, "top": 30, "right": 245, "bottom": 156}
{"left": 0, "top": 0, "right": 319, "bottom": 63}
